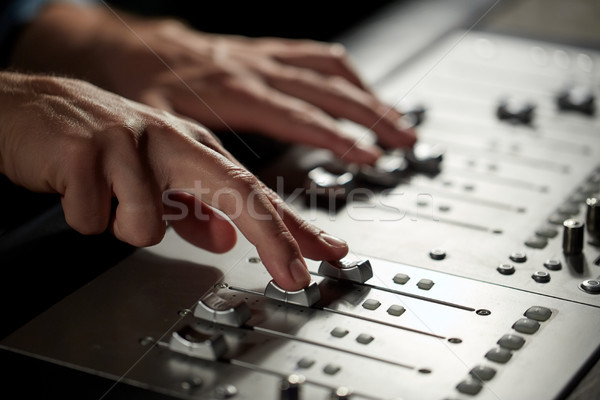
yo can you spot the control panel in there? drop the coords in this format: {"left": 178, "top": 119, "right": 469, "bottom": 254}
{"left": 2, "top": 13, "right": 600, "bottom": 400}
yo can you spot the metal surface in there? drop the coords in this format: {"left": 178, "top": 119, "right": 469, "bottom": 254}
{"left": 2, "top": 1, "right": 600, "bottom": 399}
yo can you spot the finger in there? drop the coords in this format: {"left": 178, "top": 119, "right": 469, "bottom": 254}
{"left": 265, "top": 66, "right": 417, "bottom": 149}
{"left": 236, "top": 85, "right": 382, "bottom": 165}
{"left": 258, "top": 38, "right": 370, "bottom": 91}
{"left": 109, "top": 152, "right": 167, "bottom": 248}
{"left": 261, "top": 183, "right": 349, "bottom": 261}
{"left": 60, "top": 165, "right": 112, "bottom": 235}
{"left": 164, "top": 190, "right": 237, "bottom": 253}
{"left": 168, "top": 144, "right": 311, "bottom": 291}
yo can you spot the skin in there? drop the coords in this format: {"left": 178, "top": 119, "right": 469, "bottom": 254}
{"left": 0, "top": 72, "right": 349, "bottom": 290}
{"left": 9, "top": 2, "right": 417, "bottom": 164}
{"left": 2, "top": 2, "right": 417, "bottom": 290}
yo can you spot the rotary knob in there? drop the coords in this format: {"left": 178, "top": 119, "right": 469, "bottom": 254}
{"left": 330, "top": 387, "right": 353, "bottom": 400}
{"left": 562, "top": 219, "right": 585, "bottom": 255}
{"left": 586, "top": 197, "right": 599, "bottom": 240}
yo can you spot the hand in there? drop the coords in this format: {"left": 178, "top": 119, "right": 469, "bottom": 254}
{"left": 0, "top": 72, "right": 349, "bottom": 290}
{"left": 10, "top": 2, "right": 416, "bottom": 165}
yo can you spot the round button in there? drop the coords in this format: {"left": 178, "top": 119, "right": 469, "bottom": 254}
{"left": 543, "top": 259, "right": 562, "bottom": 271}
{"left": 579, "top": 279, "right": 600, "bottom": 294}
{"left": 509, "top": 252, "right": 527, "bottom": 263}
{"left": 532, "top": 271, "right": 551, "bottom": 283}
{"left": 429, "top": 249, "right": 446, "bottom": 260}
{"left": 497, "top": 264, "right": 515, "bottom": 275}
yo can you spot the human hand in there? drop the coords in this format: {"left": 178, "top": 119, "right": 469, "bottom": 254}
{"left": 10, "top": 3, "right": 416, "bottom": 165}
{"left": 0, "top": 72, "right": 349, "bottom": 290}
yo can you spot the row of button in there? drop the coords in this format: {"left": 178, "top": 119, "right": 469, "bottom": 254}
{"left": 393, "top": 273, "right": 435, "bottom": 290}
{"left": 296, "top": 357, "right": 342, "bottom": 376}
{"left": 362, "top": 298, "right": 407, "bottom": 317}
{"left": 330, "top": 327, "right": 375, "bottom": 345}
{"left": 455, "top": 306, "right": 552, "bottom": 396}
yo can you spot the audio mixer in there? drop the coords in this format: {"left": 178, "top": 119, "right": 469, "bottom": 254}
{"left": 1, "top": 1, "right": 599, "bottom": 399}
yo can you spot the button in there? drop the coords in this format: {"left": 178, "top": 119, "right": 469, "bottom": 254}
{"left": 524, "top": 306, "right": 552, "bottom": 321}
{"left": 586, "top": 197, "right": 599, "bottom": 239}
{"left": 509, "top": 252, "right": 527, "bottom": 263}
{"left": 535, "top": 225, "right": 558, "bottom": 238}
{"left": 485, "top": 347, "right": 513, "bottom": 363}
{"left": 318, "top": 259, "right": 373, "bottom": 283}
{"left": 456, "top": 377, "right": 483, "bottom": 395}
{"left": 429, "top": 249, "right": 446, "bottom": 260}
{"left": 580, "top": 279, "right": 600, "bottom": 294}
{"left": 525, "top": 236, "right": 548, "bottom": 249}
{"left": 393, "top": 273, "right": 410, "bottom": 284}
{"left": 194, "top": 292, "right": 252, "bottom": 327}
{"left": 169, "top": 326, "right": 228, "bottom": 361}
{"left": 356, "top": 333, "right": 374, "bottom": 345}
{"left": 497, "top": 263, "right": 515, "bottom": 275}
{"left": 331, "top": 327, "right": 349, "bottom": 338}
{"left": 297, "top": 358, "right": 315, "bottom": 369}
{"left": 405, "top": 143, "right": 444, "bottom": 174}
{"left": 497, "top": 334, "right": 526, "bottom": 350}
{"left": 497, "top": 98, "right": 535, "bottom": 125}
{"left": 469, "top": 365, "right": 497, "bottom": 381}
{"left": 264, "top": 280, "right": 321, "bottom": 307}
{"left": 417, "top": 279, "right": 434, "bottom": 290}
{"left": 387, "top": 305, "right": 406, "bottom": 316}
{"left": 279, "top": 374, "right": 305, "bottom": 400}
{"left": 532, "top": 271, "right": 551, "bottom": 283}
{"left": 562, "top": 219, "right": 584, "bottom": 255}
{"left": 557, "top": 86, "right": 596, "bottom": 115}
{"left": 512, "top": 318, "right": 540, "bottom": 334}
{"left": 543, "top": 259, "right": 562, "bottom": 271}
{"left": 362, "top": 299, "right": 381, "bottom": 310}
{"left": 323, "top": 364, "right": 341, "bottom": 375}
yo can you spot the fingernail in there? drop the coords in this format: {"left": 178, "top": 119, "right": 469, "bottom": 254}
{"left": 396, "top": 115, "right": 416, "bottom": 131}
{"left": 354, "top": 142, "right": 382, "bottom": 162}
{"left": 320, "top": 232, "right": 347, "bottom": 248}
{"left": 289, "top": 258, "right": 310, "bottom": 285}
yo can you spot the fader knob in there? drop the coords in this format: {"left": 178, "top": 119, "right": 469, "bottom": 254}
{"left": 557, "top": 86, "right": 595, "bottom": 115}
{"left": 318, "top": 259, "right": 373, "bottom": 283}
{"left": 562, "top": 219, "right": 585, "bottom": 255}
{"left": 169, "top": 326, "right": 228, "bottom": 361}
{"left": 497, "top": 98, "right": 535, "bottom": 124}
{"left": 279, "top": 374, "right": 305, "bottom": 400}
{"left": 586, "top": 197, "right": 599, "bottom": 240}
{"left": 194, "top": 292, "right": 252, "bottom": 327}
{"left": 264, "top": 280, "right": 321, "bottom": 307}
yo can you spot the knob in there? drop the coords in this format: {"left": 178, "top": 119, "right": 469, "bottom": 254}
{"left": 562, "top": 219, "right": 585, "bottom": 255}
{"left": 194, "top": 292, "right": 252, "bottom": 327}
{"left": 318, "top": 259, "right": 373, "bottom": 283}
{"left": 306, "top": 166, "right": 354, "bottom": 200}
{"left": 264, "top": 280, "right": 321, "bottom": 307}
{"left": 357, "top": 149, "right": 409, "bottom": 187}
{"left": 557, "top": 86, "right": 595, "bottom": 115}
{"left": 330, "top": 387, "right": 353, "bottom": 400}
{"left": 279, "top": 374, "right": 305, "bottom": 400}
{"left": 586, "top": 197, "right": 599, "bottom": 240}
{"left": 169, "top": 326, "right": 228, "bottom": 360}
{"left": 405, "top": 143, "right": 444, "bottom": 174}
{"left": 497, "top": 98, "right": 535, "bottom": 124}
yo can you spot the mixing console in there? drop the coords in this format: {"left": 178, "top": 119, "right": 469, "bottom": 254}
{"left": 1, "top": 1, "right": 599, "bottom": 399}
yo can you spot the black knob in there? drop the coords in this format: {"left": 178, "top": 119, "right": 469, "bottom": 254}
{"left": 280, "top": 374, "right": 305, "bottom": 400}
{"left": 562, "top": 219, "right": 585, "bottom": 255}
{"left": 586, "top": 197, "right": 599, "bottom": 240}
{"left": 497, "top": 98, "right": 535, "bottom": 125}
{"left": 557, "top": 86, "right": 595, "bottom": 115}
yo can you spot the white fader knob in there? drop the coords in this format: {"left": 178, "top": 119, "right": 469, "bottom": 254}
{"left": 194, "top": 292, "right": 251, "bottom": 327}
{"left": 169, "top": 325, "right": 228, "bottom": 361}
{"left": 318, "top": 259, "right": 373, "bottom": 283}
{"left": 264, "top": 280, "right": 321, "bottom": 307}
